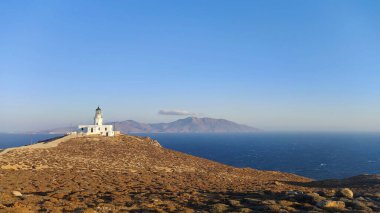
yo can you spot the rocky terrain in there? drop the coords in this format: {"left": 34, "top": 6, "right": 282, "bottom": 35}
{"left": 0, "top": 135, "right": 379, "bottom": 212}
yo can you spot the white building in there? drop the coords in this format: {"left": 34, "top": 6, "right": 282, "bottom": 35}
{"left": 78, "top": 107, "right": 115, "bottom": 136}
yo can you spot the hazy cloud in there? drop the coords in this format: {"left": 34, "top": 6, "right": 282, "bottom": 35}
{"left": 158, "top": 109, "right": 199, "bottom": 116}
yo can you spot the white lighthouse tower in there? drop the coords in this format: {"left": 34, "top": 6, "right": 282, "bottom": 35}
{"left": 78, "top": 106, "right": 115, "bottom": 136}
{"left": 94, "top": 106, "right": 103, "bottom": 125}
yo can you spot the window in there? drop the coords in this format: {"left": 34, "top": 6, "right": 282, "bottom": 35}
{"left": 105, "top": 128, "right": 107, "bottom": 131}
{"left": 91, "top": 128, "right": 93, "bottom": 133}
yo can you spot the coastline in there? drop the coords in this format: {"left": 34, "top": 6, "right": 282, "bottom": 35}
{"left": 0, "top": 134, "right": 379, "bottom": 212}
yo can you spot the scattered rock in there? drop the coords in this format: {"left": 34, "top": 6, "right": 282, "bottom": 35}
{"left": 243, "top": 198, "right": 261, "bottom": 205}
{"left": 351, "top": 200, "right": 373, "bottom": 212}
{"left": 295, "top": 192, "right": 325, "bottom": 204}
{"left": 261, "top": 200, "right": 277, "bottom": 206}
{"left": 183, "top": 208, "right": 194, "bottom": 213}
{"left": 274, "top": 181, "right": 283, "bottom": 186}
{"left": 211, "top": 203, "right": 229, "bottom": 213}
{"left": 278, "top": 200, "right": 294, "bottom": 207}
{"left": 238, "top": 208, "right": 252, "bottom": 212}
{"left": 286, "top": 190, "right": 303, "bottom": 196}
{"left": 317, "top": 200, "right": 345, "bottom": 210}
{"left": 83, "top": 209, "right": 98, "bottom": 213}
{"left": 337, "top": 188, "right": 354, "bottom": 199}
{"left": 283, "top": 206, "right": 297, "bottom": 212}
{"left": 166, "top": 203, "right": 177, "bottom": 211}
{"left": 228, "top": 199, "right": 241, "bottom": 207}
{"left": 316, "top": 191, "right": 326, "bottom": 196}
{"left": 12, "top": 191, "right": 23, "bottom": 197}
{"left": 266, "top": 204, "right": 282, "bottom": 212}
{"left": 324, "top": 190, "right": 336, "bottom": 197}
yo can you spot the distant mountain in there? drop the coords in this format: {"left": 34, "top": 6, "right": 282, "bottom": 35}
{"left": 35, "top": 117, "right": 258, "bottom": 134}
{"left": 113, "top": 120, "right": 154, "bottom": 133}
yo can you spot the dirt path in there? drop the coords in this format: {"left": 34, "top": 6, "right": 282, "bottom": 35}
{"left": 0, "top": 134, "right": 76, "bottom": 155}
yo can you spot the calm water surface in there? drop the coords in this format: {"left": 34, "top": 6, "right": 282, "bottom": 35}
{"left": 0, "top": 133, "right": 63, "bottom": 149}
{"left": 136, "top": 133, "right": 380, "bottom": 180}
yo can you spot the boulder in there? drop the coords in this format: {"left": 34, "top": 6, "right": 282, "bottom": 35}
{"left": 350, "top": 200, "right": 373, "bottom": 212}
{"left": 337, "top": 188, "right": 354, "bottom": 199}
{"left": 295, "top": 192, "right": 325, "bottom": 204}
{"left": 12, "top": 191, "right": 23, "bottom": 197}
{"left": 317, "top": 200, "right": 345, "bottom": 210}
{"left": 211, "top": 203, "right": 229, "bottom": 213}
{"left": 228, "top": 199, "right": 241, "bottom": 207}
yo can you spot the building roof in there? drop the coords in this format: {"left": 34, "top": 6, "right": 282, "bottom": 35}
{"left": 96, "top": 106, "right": 101, "bottom": 111}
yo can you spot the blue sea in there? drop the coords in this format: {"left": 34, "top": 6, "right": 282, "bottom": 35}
{"left": 0, "top": 134, "right": 64, "bottom": 149}
{"left": 1, "top": 132, "right": 380, "bottom": 180}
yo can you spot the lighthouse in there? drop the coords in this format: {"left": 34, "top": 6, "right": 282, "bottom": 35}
{"left": 78, "top": 107, "right": 115, "bottom": 136}
{"left": 94, "top": 106, "right": 103, "bottom": 125}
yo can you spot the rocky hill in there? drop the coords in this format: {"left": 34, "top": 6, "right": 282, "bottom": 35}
{"left": 116, "top": 117, "right": 258, "bottom": 133}
{"left": 36, "top": 117, "right": 258, "bottom": 134}
{"left": 0, "top": 135, "right": 379, "bottom": 212}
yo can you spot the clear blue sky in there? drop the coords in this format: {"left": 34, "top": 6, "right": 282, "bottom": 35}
{"left": 1, "top": 0, "right": 380, "bottom": 132}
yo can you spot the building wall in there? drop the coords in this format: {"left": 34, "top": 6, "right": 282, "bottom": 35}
{"left": 78, "top": 125, "right": 114, "bottom": 136}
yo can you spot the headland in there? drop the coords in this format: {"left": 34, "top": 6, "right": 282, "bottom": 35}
{"left": 0, "top": 135, "right": 379, "bottom": 212}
